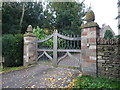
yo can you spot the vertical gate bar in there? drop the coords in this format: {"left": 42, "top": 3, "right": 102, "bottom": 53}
{"left": 67, "top": 34, "right": 69, "bottom": 49}
{"left": 53, "top": 30, "right": 58, "bottom": 65}
{"left": 65, "top": 34, "right": 67, "bottom": 49}
{"left": 61, "top": 32, "right": 64, "bottom": 49}
{"left": 77, "top": 35, "right": 79, "bottom": 49}
{"left": 73, "top": 35, "right": 76, "bottom": 49}
{"left": 70, "top": 35, "right": 72, "bottom": 49}
{"left": 36, "top": 41, "right": 38, "bottom": 61}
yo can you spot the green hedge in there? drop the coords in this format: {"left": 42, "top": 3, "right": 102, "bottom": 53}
{"left": 2, "top": 34, "right": 23, "bottom": 67}
{"left": 115, "top": 35, "right": 120, "bottom": 38}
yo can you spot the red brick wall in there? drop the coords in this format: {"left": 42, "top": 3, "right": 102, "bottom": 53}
{"left": 81, "top": 27, "right": 100, "bottom": 76}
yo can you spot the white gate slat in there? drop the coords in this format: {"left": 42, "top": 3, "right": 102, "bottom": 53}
{"left": 36, "top": 34, "right": 53, "bottom": 43}
{"left": 44, "top": 51, "right": 53, "bottom": 61}
{"left": 58, "top": 52, "right": 68, "bottom": 64}
{"left": 36, "top": 30, "right": 81, "bottom": 66}
{"left": 57, "top": 33, "right": 81, "bottom": 41}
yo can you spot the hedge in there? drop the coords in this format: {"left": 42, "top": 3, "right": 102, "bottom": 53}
{"left": 2, "top": 34, "right": 23, "bottom": 67}
{"left": 115, "top": 35, "right": 120, "bottom": 38}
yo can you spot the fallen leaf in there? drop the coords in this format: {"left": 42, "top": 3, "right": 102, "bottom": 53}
{"left": 31, "top": 85, "right": 35, "bottom": 88}
{"left": 58, "top": 78, "right": 61, "bottom": 80}
{"left": 43, "top": 72, "right": 47, "bottom": 74}
{"left": 6, "top": 86, "right": 9, "bottom": 88}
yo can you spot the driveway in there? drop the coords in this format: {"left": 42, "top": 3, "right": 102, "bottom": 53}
{"left": 2, "top": 64, "right": 82, "bottom": 88}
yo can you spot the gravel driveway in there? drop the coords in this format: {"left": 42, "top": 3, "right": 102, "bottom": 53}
{"left": 2, "top": 64, "right": 82, "bottom": 88}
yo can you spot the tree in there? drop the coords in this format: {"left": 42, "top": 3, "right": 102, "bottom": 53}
{"left": 104, "top": 30, "right": 114, "bottom": 39}
{"left": 21, "top": 2, "right": 44, "bottom": 33}
{"left": 2, "top": 2, "right": 44, "bottom": 34}
{"left": 115, "top": 35, "right": 120, "bottom": 38}
{"left": 2, "top": 1, "right": 87, "bottom": 35}
{"left": 2, "top": 2, "right": 22, "bottom": 34}
{"left": 116, "top": 1, "right": 120, "bottom": 31}
{"left": 19, "top": 3, "right": 25, "bottom": 31}
{"left": 44, "top": 1, "right": 86, "bottom": 35}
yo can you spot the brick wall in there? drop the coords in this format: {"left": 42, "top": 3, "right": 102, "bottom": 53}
{"left": 81, "top": 26, "right": 100, "bottom": 76}
{"left": 97, "top": 38, "right": 120, "bottom": 79}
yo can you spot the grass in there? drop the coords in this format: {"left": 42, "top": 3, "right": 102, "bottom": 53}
{"left": 0, "top": 64, "right": 36, "bottom": 73}
{"left": 0, "top": 66, "right": 25, "bottom": 72}
{"left": 74, "top": 75, "right": 120, "bottom": 89}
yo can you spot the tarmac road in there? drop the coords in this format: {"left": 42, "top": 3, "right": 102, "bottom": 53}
{"left": 2, "top": 64, "right": 81, "bottom": 88}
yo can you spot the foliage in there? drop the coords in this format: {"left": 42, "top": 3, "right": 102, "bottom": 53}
{"left": 0, "top": 64, "right": 35, "bottom": 72}
{"left": 33, "top": 26, "right": 53, "bottom": 48}
{"left": 2, "top": 2, "right": 44, "bottom": 34}
{"left": 2, "top": 2, "right": 86, "bottom": 35}
{"left": 33, "top": 26, "right": 62, "bottom": 48}
{"left": 115, "top": 35, "right": 120, "bottom": 38}
{"left": 74, "top": 75, "right": 120, "bottom": 88}
{"left": 47, "top": 2, "right": 86, "bottom": 35}
{"left": 2, "top": 34, "right": 23, "bottom": 67}
{"left": 33, "top": 26, "right": 48, "bottom": 40}
{"left": 116, "top": 1, "right": 120, "bottom": 29}
{"left": 2, "top": 2, "right": 22, "bottom": 34}
{"left": 22, "top": 2, "right": 44, "bottom": 33}
{"left": 104, "top": 30, "right": 114, "bottom": 39}
{"left": 1, "top": 66, "right": 26, "bottom": 72}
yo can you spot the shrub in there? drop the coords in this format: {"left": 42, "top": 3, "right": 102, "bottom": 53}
{"left": 33, "top": 26, "right": 53, "bottom": 48}
{"left": 2, "top": 34, "right": 23, "bottom": 67}
{"left": 33, "top": 26, "right": 62, "bottom": 48}
{"left": 104, "top": 30, "right": 114, "bottom": 39}
{"left": 115, "top": 35, "right": 120, "bottom": 38}
{"left": 74, "top": 75, "right": 120, "bottom": 88}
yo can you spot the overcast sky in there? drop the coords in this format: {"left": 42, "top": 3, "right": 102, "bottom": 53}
{"left": 84, "top": 0, "right": 118, "bottom": 35}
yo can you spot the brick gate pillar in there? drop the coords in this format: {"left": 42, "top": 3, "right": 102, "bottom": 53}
{"left": 23, "top": 25, "right": 37, "bottom": 66}
{"left": 80, "top": 10, "right": 100, "bottom": 76}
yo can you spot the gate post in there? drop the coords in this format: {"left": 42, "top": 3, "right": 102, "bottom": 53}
{"left": 53, "top": 30, "right": 58, "bottom": 66}
{"left": 80, "top": 10, "right": 100, "bottom": 76}
{"left": 23, "top": 25, "right": 37, "bottom": 66}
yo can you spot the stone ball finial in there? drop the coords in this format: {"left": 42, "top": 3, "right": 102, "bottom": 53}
{"left": 85, "top": 10, "right": 95, "bottom": 22}
{"left": 27, "top": 25, "right": 32, "bottom": 33}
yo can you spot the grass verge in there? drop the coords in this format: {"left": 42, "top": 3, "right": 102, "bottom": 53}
{"left": 74, "top": 75, "right": 120, "bottom": 88}
{"left": 0, "top": 64, "right": 36, "bottom": 73}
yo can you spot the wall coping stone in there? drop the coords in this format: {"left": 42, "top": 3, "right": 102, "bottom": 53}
{"left": 97, "top": 38, "right": 120, "bottom": 45}
{"left": 81, "top": 22, "right": 100, "bottom": 29}
{"left": 24, "top": 33, "right": 36, "bottom": 37}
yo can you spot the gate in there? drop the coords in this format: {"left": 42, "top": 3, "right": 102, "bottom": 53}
{"left": 36, "top": 30, "right": 81, "bottom": 68}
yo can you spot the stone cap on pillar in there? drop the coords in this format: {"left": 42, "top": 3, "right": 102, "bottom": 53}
{"left": 27, "top": 25, "right": 33, "bottom": 33}
{"left": 81, "top": 10, "right": 100, "bottom": 29}
{"left": 24, "top": 25, "right": 36, "bottom": 37}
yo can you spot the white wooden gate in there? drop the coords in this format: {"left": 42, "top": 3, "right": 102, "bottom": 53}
{"left": 36, "top": 30, "right": 81, "bottom": 68}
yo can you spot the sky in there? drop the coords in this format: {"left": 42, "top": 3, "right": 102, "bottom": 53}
{"left": 84, "top": 0, "right": 118, "bottom": 35}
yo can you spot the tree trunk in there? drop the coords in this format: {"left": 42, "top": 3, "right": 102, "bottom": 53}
{"left": 19, "top": 3, "right": 25, "bottom": 33}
